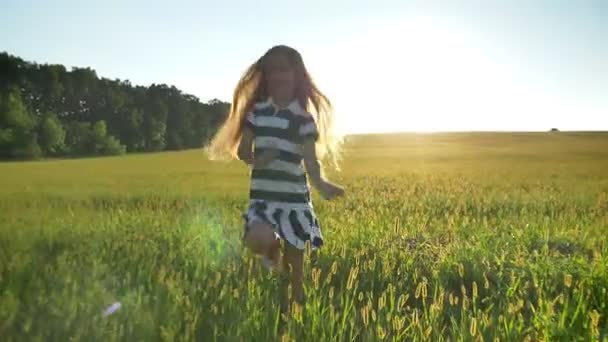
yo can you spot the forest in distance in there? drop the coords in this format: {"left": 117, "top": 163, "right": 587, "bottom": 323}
{"left": 0, "top": 52, "right": 230, "bottom": 160}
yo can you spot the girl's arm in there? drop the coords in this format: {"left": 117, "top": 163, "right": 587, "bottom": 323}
{"left": 301, "top": 139, "right": 344, "bottom": 200}
{"left": 237, "top": 126, "right": 255, "bottom": 165}
{"left": 237, "top": 126, "right": 277, "bottom": 168}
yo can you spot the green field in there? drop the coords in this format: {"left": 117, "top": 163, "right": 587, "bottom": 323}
{"left": 1, "top": 132, "right": 607, "bottom": 341}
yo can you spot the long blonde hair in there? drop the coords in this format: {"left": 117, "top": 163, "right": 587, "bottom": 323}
{"left": 206, "top": 45, "right": 341, "bottom": 170}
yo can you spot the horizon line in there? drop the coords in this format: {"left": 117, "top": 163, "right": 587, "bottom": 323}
{"left": 343, "top": 129, "right": 608, "bottom": 136}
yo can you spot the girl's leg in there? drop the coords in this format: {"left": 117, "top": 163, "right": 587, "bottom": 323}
{"left": 244, "top": 219, "right": 281, "bottom": 268}
{"left": 280, "top": 243, "right": 304, "bottom": 315}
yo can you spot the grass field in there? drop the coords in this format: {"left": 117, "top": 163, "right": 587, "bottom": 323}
{"left": 1, "top": 132, "right": 607, "bottom": 341}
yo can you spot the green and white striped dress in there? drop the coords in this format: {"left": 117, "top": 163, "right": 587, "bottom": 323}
{"left": 242, "top": 97, "right": 323, "bottom": 250}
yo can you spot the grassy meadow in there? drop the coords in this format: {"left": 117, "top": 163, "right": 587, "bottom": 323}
{"left": 1, "top": 132, "right": 607, "bottom": 341}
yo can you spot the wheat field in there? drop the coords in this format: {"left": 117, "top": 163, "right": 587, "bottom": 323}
{"left": 1, "top": 132, "right": 607, "bottom": 341}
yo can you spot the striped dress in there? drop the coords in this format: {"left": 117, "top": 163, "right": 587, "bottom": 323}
{"left": 242, "top": 97, "right": 324, "bottom": 250}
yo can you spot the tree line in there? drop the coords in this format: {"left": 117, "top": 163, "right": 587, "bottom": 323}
{"left": 0, "top": 52, "right": 230, "bottom": 160}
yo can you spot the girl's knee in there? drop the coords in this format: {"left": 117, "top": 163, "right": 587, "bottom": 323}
{"left": 244, "top": 219, "right": 276, "bottom": 254}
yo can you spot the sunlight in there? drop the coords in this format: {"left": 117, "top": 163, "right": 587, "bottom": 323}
{"left": 307, "top": 15, "right": 542, "bottom": 134}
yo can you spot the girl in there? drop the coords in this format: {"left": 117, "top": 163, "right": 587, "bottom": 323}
{"left": 207, "top": 45, "right": 345, "bottom": 315}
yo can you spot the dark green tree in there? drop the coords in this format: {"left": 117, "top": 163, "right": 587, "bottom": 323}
{"left": 38, "top": 111, "right": 66, "bottom": 155}
{"left": 0, "top": 86, "right": 40, "bottom": 158}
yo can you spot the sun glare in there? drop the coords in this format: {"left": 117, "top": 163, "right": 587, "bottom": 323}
{"left": 308, "top": 16, "right": 543, "bottom": 135}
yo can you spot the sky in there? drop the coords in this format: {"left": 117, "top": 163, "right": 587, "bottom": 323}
{"left": 1, "top": 0, "right": 607, "bottom": 134}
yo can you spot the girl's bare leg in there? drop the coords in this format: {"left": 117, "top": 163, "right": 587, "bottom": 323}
{"left": 244, "top": 220, "right": 281, "bottom": 268}
{"left": 280, "top": 243, "right": 304, "bottom": 316}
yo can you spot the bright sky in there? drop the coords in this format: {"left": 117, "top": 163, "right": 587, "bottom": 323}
{"left": 2, "top": 0, "right": 607, "bottom": 134}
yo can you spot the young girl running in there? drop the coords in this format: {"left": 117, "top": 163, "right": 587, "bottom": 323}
{"left": 207, "top": 44, "right": 345, "bottom": 316}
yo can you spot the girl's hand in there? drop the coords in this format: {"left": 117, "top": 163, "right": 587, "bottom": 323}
{"left": 320, "top": 181, "right": 345, "bottom": 200}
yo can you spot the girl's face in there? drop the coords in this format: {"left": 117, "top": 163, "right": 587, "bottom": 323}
{"left": 264, "top": 53, "right": 296, "bottom": 103}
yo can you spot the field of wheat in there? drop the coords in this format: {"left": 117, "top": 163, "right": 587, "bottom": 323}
{"left": 1, "top": 132, "right": 607, "bottom": 341}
